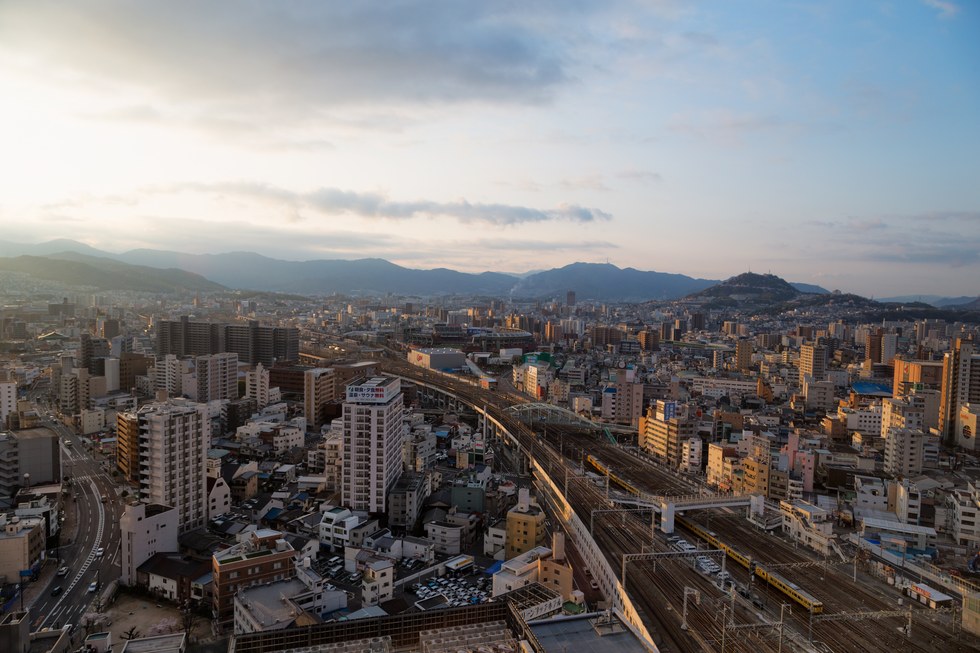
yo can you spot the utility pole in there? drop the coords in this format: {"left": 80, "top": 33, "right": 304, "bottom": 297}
{"left": 681, "top": 587, "right": 700, "bottom": 630}
{"left": 778, "top": 603, "right": 792, "bottom": 653}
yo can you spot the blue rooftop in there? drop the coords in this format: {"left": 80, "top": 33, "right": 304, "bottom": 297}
{"left": 851, "top": 381, "right": 892, "bottom": 396}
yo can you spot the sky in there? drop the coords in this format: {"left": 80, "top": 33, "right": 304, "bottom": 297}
{"left": 0, "top": 0, "right": 978, "bottom": 297}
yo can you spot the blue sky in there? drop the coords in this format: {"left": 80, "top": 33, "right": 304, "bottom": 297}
{"left": 0, "top": 0, "right": 977, "bottom": 296}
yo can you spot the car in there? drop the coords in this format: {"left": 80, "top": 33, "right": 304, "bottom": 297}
{"left": 57, "top": 566, "right": 69, "bottom": 577}
{"left": 95, "top": 547, "right": 105, "bottom": 557}
{"left": 88, "top": 582, "right": 99, "bottom": 593}
{"left": 51, "top": 586, "right": 63, "bottom": 596}
{"left": 64, "top": 440, "right": 72, "bottom": 446}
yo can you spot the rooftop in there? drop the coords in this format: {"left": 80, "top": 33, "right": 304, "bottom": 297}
{"left": 120, "top": 632, "right": 186, "bottom": 653}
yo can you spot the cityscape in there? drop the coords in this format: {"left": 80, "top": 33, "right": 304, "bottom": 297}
{"left": 1, "top": 3, "right": 979, "bottom": 653}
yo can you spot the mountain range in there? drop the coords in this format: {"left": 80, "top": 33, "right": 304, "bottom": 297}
{"left": 0, "top": 238, "right": 833, "bottom": 301}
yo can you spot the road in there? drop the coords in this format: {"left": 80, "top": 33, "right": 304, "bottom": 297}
{"left": 28, "top": 415, "right": 123, "bottom": 633}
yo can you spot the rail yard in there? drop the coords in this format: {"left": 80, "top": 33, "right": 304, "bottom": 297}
{"left": 383, "top": 361, "right": 977, "bottom": 652}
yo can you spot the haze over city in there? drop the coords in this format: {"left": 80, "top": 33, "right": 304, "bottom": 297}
{"left": 0, "top": 0, "right": 977, "bottom": 296}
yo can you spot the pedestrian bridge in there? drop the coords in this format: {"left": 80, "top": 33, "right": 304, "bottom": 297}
{"left": 610, "top": 491, "right": 762, "bottom": 534}
{"left": 504, "top": 402, "right": 636, "bottom": 434}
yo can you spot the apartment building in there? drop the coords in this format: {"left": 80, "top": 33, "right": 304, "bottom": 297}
{"left": 132, "top": 398, "right": 209, "bottom": 533}
{"left": 303, "top": 368, "right": 336, "bottom": 433}
{"left": 212, "top": 529, "right": 295, "bottom": 632}
{"left": 120, "top": 503, "right": 179, "bottom": 586}
{"left": 195, "top": 352, "right": 238, "bottom": 403}
{"left": 505, "top": 488, "right": 547, "bottom": 559}
{"left": 640, "top": 401, "right": 695, "bottom": 469}
{"left": 342, "top": 377, "right": 403, "bottom": 514}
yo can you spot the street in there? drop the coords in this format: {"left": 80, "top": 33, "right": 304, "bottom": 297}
{"left": 26, "top": 416, "right": 123, "bottom": 633}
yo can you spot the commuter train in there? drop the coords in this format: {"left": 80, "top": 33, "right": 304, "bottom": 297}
{"left": 679, "top": 517, "right": 824, "bottom": 613}
{"left": 585, "top": 454, "right": 643, "bottom": 495}
{"left": 585, "top": 455, "right": 824, "bottom": 614}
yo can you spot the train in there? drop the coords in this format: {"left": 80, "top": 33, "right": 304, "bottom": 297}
{"left": 679, "top": 516, "right": 824, "bottom": 613}
{"left": 585, "top": 454, "right": 643, "bottom": 495}
{"left": 585, "top": 455, "right": 824, "bottom": 614}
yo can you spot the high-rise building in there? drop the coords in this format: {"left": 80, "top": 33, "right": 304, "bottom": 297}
{"left": 0, "top": 381, "right": 15, "bottom": 429}
{"left": 883, "top": 429, "right": 926, "bottom": 476}
{"left": 245, "top": 363, "right": 279, "bottom": 409}
{"left": 131, "top": 399, "right": 209, "bottom": 533}
{"left": 116, "top": 412, "right": 140, "bottom": 483}
{"left": 639, "top": 401, "right": 695, "bottom": 469}
{"left": 881, "top": 396, "right": 925, "bottom": 439}
{"left": 156, "top": 317, "right": 298, "bottom": 366}
{"left": 304, "top": 367, "right": 337, "bottom": 432}
{"left": 735, "top": 338, "right": 753, "bottom": 371}
{"left": 196, "top": 352, "right": 238, "bottom": 403}
{"left": 799, "top": 343, "right": 827, "bottom": 386}
{"left": 342, "top": 377, "right": 403, "bottom": 514}
{"left": 865, "top": 328, "right": 884, "bottom": 365}
{"left": 892, "top": 356, "right": 944, "bottom": 396}
{"left": 940, "top": 339, "right": 980, "bottom": 443}
{"left": 566, "top": 290, "right": 576, "bottom": 307}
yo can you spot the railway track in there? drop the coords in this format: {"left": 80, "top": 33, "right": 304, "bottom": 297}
{"left": 381, "top": 364, "right": 977, "bottom": 652}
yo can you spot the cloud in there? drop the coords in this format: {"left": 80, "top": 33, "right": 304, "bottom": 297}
{"left": 0, "top": 1, "right": 580, "bottom": 124}
{"left": 617, "top": 169, "right": 663, "bottom": 183}
{"left": 922, "top": 0, "right": 959, "bottom": 18}
{"left": 66, "top": 182, "right": 614, "bottom": 227}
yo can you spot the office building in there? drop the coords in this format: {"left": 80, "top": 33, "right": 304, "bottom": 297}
{"left": 0, "top": 429, "right": 61, "bottom": 498}
{"left": 892, "top": 357, "right": 944, "bottom": 396}
{"left": 341, "top": 377, "right": 404, "bottom": 514}
{"left": 132, "top": 399, "right": 209, "bottom": 533}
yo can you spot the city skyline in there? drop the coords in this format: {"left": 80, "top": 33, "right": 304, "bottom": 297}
{"left": 1, "top": 1, "right": 977, "bottom": 297}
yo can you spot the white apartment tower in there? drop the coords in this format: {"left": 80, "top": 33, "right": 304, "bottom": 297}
{"left": 196, "top": 352, "right": 238, "bottom": 402}
{"left": 245, "top": 362, "right": 279, "bottom": 409}
{"left": 342, "top": 376, "right": 404, "bottom": 514}
{"left": 135, "top": 399, "right": 209, "bottom": 533}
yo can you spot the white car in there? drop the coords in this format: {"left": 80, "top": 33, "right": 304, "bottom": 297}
{"left": 88, "top": 581, "right": 99, "bottom": 593}
{"left": 95, "top": 547, "right": 105, "bottom": 557}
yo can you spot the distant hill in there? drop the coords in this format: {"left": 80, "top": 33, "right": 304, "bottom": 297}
{"left": 877, "top": 294, "right": 977, "bottom": 307}
{"left": 510, "top": 262, "right": 716, "bottom": 301}
{"left": 109, "top": 249, "right": 518, "bottom": 296}
{"left": 789, "top": 282, "right": 829, "bottom": 294}
{"left": 686, "top": 272, "right": 812, "bottom": 307}
{"left": 949, "top": 296, "right": 980, "bottom": 310}
{"left": 0, "top": 254, "right": 225, "bottom": 293}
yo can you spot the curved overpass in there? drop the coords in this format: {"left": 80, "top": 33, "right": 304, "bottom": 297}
{"left": 380, "top": 363, "right": 663, "bottom": 651}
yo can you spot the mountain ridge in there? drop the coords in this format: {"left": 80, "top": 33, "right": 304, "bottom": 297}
{"left": 0, "top": 238, "right": 834, "bottom": 300}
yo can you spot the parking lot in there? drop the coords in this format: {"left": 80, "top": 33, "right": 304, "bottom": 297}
{"left": 407, "top": 572, "right": 492, "bottom": 608}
